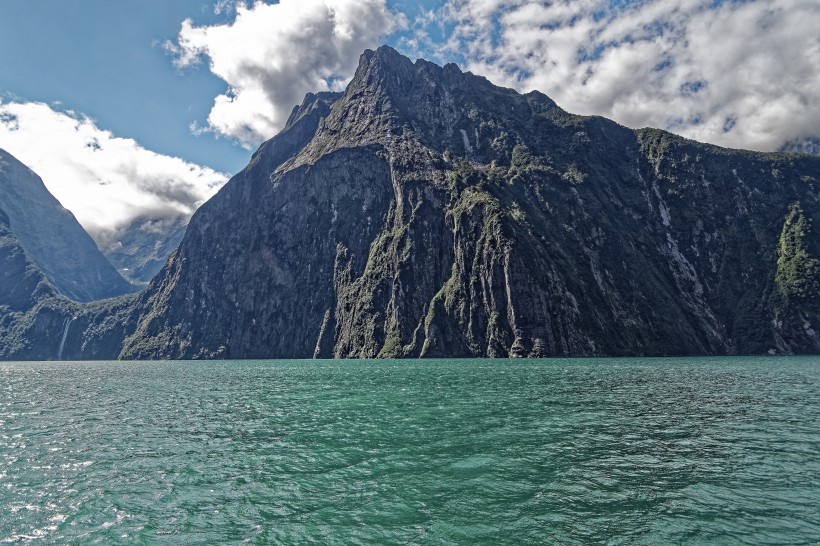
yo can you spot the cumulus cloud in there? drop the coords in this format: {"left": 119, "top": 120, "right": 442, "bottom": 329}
{"left": 169, "top": 0, "right": 406, "bottom": 148}
{"left": 0, "top": 100, "right": 228, "bottom": 247}
{"left": 429, "top": 0, "right": 820, "bottom": 152}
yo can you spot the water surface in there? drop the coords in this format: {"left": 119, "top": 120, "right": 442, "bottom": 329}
{"left": 1, "top": 357, "right": 819, "bottom": 544}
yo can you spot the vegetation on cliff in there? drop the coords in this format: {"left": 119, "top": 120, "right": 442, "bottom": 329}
{"left": 1, "top": 46, "right": 818, "bottom": 359}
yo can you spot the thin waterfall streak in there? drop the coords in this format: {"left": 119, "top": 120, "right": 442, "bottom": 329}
{"left": 57, "top": 317, "right": 72, "bottom": 360}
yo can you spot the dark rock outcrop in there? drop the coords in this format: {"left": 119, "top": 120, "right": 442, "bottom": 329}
{"left": 3, "top": 46, "right": 819, "bottom": 359}
{"left": 119, "top": 46, "right": 819, "bottom": 358}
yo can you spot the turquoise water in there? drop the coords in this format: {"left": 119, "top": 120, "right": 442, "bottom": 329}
{"left": 1, "top": 357, "right": 818, "bottom": 544}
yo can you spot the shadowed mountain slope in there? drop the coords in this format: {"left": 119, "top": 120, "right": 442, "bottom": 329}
{"left": 119, "top": 47, "right": 819, "bottom": 358}
{"left": 2, "top": 47, "right": 819, "bottom": 359}
{"left": 0, "top": 148, "right": 137, "bottom": 301}
{"left": 0, "top": 206, "right": 139, "bottom": 360}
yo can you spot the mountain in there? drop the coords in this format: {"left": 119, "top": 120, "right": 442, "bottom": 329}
{"left": 2, "top": 46, "right": 819, "bottom": 360}
{"left": 101, "top": 216, "right": 188, "bottom": 284}
{"left": 0, "top": 207, "right": 55, "bottom": 312}
{"left": 0, "top": 206, "right": 141, "bottom": 360}
{"left": 0, "top": 148, "right": 137, "bottom": 301}
{"left": 118, "top": 46, "right": 819, "bottom": 358}
{"left": 0, "top": 206, "right": 71, "bottom": 359}
{"left": 781, "top": 137, "right": 820, "bottom": 156}
{"left": 0, "top": 206, "right": 56, "bottom": 358}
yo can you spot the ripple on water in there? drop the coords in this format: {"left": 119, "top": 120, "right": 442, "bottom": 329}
{"left": 0, "top": 357, "right": 818, "bottom": 544}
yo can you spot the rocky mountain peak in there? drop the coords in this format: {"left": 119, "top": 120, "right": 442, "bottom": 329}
{"left": 352, "top": 45, "right": 417, "bottom": 93}
{"left": 352, "top": 45, "right": 472, "bottom": 95}
{"left": 3, "top": 47, "right": 819, "bottom": 360}
{"left": 291, "top": 46, "right": 565, "bottom": 170}
{"left": 283, "top": 91, "right": 343, "bottom": 132}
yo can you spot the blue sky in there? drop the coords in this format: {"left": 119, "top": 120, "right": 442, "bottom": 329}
{"left": 0, "top": 0, "right": 817, "bottom": 243}
{"left": 0, "top": 0, "right": 442, "bottom": 175}
{"left": 0, "top": 0, "right": 250, "bottom": 174}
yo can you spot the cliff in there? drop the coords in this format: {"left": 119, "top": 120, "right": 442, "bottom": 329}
{"left": 119, "top": 47, "right": 820, "bottom": 358}
{"left": 3, "top": 47, "right": 819, "bottom": 359}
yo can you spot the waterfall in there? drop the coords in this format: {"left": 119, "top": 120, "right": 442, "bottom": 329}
{"left": 57, "top": 317, "right": 72, "bottom": 360}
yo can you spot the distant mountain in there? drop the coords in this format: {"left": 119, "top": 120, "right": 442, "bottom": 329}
{"left": 101, "top": 217, "right": 188, "bottom": 284}
{"left": 1, "top": 46, "right": 818, "bottom": 359}
{"left": 0, "top": 149, "right": 137, "bottom": 301}
{"left": 0, "top": 206, "right": 141, "bottom": 360}
{"left": 780, "top": 137, "right": 820, "bottom": 156}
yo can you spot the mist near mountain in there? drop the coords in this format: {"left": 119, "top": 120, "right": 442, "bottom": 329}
{"left": 0, "top": 148, "right": 136, "bottom": 302}
{"left": 101, "top": 217, "right": 188, "bottom": 284}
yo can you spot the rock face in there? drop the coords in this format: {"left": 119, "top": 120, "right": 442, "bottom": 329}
{"left": 3, "top": 46, "right": 820, "bottom": 359}
{"left": 0, "top": 148, "right": 137, "bottom": 301}
{"left": 0, "top": 207, "right": 57, "bottom": 358}
{"left": 0, "top": 201, "right": 140, "bottom": 360}
{"left": 116, "top": 46, "right": 820, "bottom": 359}
{"left": 0, "top": 208, "right": 56, "bottom": 312}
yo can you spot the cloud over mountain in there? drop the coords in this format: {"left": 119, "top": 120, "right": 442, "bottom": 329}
{"left": 170, "top": 0, "right": 406, "bottom": 148}
{"left": 0, "top": 100, "right": 228, "bottom": 247}
{"left": 169, "top": 0, "right": 817, "bottom": 154}
{"left": 429, "top": 0, "right": 820, "bottom": 152}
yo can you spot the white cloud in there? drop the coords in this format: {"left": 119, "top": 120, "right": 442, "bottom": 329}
{"left": 431, "top": 0, "right": 820, "bottom": 152}
{"left": 169, "top": 0, "right": 406, "bottom": 148}
{"left": 213, "top": 0, "right": 245, "bottom": 15}
{"left": 0, "top": 100, "right": 228, "bottom": 247}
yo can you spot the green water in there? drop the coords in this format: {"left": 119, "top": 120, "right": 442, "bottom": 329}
{"left": 1, "top": 357, "right": 818, "bottom": 544}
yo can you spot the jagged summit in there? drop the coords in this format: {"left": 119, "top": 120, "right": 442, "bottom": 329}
{"left": 2, "top": 47, "right": 819, "bottom": 360}
{"left": 283, "top": 91, "right": 344, "bottom": 132}
{"left": 289, "top": 45, "right": 565, "bottom": 171}
{"left": 357, "top": 45, "right": 474, "bottom": 88}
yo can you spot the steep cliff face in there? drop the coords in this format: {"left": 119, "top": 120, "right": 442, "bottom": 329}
{"left": 0, "top": 148, "right": 137, "bottom": 301}
{"left": 0, "top": 208, "right": 55, "bottom": 312}
{"left": 0, "top": 207, "right": 68, "bottom": 359}
{"left": 115, "top": 46, "right": 820, "bottom": 359}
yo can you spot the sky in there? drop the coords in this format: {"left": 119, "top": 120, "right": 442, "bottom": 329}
{"left": 0, "top": 0, "right": 817, "bottom": 244}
